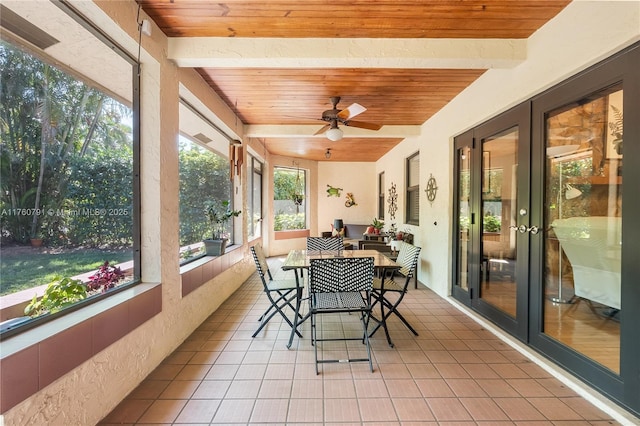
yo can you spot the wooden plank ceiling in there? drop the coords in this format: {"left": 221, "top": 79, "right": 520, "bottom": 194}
{"left": 137, "top": 0, "right": 571, "bottom": 161}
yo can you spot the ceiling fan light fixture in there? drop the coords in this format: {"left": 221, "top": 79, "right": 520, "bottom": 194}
{"left": 325, "top": 127, "right": 343, "bottom": 141}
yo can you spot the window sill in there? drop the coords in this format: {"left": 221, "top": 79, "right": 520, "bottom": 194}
{"left": 274, "top": 229, "right": 310, "bottom": 240}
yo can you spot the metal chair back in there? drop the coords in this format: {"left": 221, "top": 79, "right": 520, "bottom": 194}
{"left": 306, "top": 236, "right": 344, "bottom": 252}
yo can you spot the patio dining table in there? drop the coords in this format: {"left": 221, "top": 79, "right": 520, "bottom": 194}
{"left": 281, "top": 249, "right": 400, "bottom": 348}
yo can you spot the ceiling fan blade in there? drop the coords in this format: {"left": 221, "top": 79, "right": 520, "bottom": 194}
{"left": 337, "top": 103, "right": 366, "bottom": 120}
{"left": 313, "top": 124, "right": 331, "bottom": 135}
{"left": 344, "top": 120, "right": 382, "bottom": 131}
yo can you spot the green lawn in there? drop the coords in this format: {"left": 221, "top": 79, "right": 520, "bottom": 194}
{"left": 0, "top": 247, "right": 132, "bottom": 296}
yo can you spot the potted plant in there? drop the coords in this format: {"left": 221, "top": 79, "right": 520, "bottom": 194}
{"left": 368, "top": 217, "right": 385, "bottom": 235}
{"left": 203, "top": 200, "right": 241, "bottom": 256}
{"left": 30, "top": 230, "right": 44, "bottom": 248}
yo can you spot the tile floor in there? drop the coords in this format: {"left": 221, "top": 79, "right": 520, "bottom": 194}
{"left": 100, "top": 257, "right": 620, "bottom": 425}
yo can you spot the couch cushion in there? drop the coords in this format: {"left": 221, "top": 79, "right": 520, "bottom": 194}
{"left": 344, "top": 224, "right": 369, "bottom": 238}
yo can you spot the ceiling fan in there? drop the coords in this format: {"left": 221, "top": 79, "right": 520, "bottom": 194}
{"left": 314, "top": 96, "right": 382, "bottom": 141}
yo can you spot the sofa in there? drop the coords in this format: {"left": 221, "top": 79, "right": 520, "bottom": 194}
{"left": 320, "top": 223, "right": 369, "bottom": 249}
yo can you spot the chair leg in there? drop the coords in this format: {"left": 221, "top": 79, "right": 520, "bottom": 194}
{"left": 378, "top": 291, "right": 418, "bottom": 336}
{"left": 369, "top": 290, "right": 418, "bottom": 347}
{"left": 311, "top": 311, "right": 319, "bottom": 374}
{"left": 360, "top": 309, "right": 373, "bottom": 372}
{"left": 253, "top": 290, "right": 303, "bottom": 339}
{"left": 287, "top": 286, "right": 304, "bottom": 349}
{"left": 259, "top": 289, "right": 299, "bottom": 322}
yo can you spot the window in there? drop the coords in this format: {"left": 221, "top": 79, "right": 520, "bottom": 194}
{"left": 378, "top": 172, "right": 385, "bottom": 219}
{"left": 406, "top": 152, "right": 420, "bottom": 224}
{"left": 178, "top": 136, "right": 231, "bottom": 262}
{"left": 274, "top": 166, "right": 306, "bottom": 231}
{"left": 248, "top": 154, "right": 263, "bottom": 239}
{"left": 0, "top": 29, "right": 139, "bottom": 335}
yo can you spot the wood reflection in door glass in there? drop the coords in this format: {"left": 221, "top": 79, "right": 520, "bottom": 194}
{"left": 543, "top": 88, "right": 622, "bottom": 374}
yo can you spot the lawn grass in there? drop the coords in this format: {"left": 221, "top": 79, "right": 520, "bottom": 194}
{"left": 0, "top": 247, "right": 133, "bottom": 296}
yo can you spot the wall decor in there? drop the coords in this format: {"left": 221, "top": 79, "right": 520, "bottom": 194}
{"left": 387, "top": 183, "right": 398, "bottom": 220}
{"left": 425, "top": 173, "right": 438, "bottom": 205}
{"left": 326, "top": 184, "right": 343, "bottom": 197}
{"left": 345, "top": 192, "right": 357, "bottom": 207}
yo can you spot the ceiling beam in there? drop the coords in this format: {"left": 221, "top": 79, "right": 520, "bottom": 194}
{"left": 168, "top": 38, "right": 527, "bottom": 69}
{"left": 244, "top": 124, "right": 421, "bottom": 138}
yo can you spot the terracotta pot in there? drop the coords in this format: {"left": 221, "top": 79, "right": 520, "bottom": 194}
{"left": 30, "top": 238, "right": 43, "bottom": 248}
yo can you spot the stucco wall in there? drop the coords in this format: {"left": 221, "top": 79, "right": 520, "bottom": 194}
{"left": 317, "top": 162, "right": 377, "bottom": 232}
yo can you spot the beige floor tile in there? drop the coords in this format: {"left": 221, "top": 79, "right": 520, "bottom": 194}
{"left": 100, "top": 262, "right": 622, "bottom": 426}
{"left": 287, "top": 398, "right": 324, "bottom": 423}
{"left": 191, "top": 380, "right": 230, "bottom": 399}
{"left": 174, "top": 399, "right": 219, "bottom": 423}
{"left": 354, "top": 379, "right": 390, "bottom": 398}
{"left": 358, "top": 398, "right": 399, "bottom": 422}
{"left": 392, "top": 397, "right": 436, "bottom": 422}
{"left": 211, "top": 398, "right": 254, "bottom": 423}
{"left": 323, "top": 378, "right": 356, "bottom": 398}
{"left": 249, "top": 398, "right": 289, "bottom": 423}
{"left": 324, "top": 398, "right": 362, "bottom": 423}
{"left": 427, "top": 397, "right": 474, "bottom": 421}
{"left": 136, "top": 399, "right": 187, "bottom": 424}
{"left": 257, "top": 379, "right": 292, "bottom": 398}
{"left": 385, "top": 378, "right": 422, "bottom": 397}
{"left": 158, "top": 380, "right": 200, "bottom": 399}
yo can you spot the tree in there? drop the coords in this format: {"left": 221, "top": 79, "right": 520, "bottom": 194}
{"left": 178, "top": 140, "right": 231, "bottom": 246}
{"left": 0, "top": 41, "right": 131, "bottom": 244}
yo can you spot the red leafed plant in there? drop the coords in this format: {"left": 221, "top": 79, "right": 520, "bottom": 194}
{"left": 87, "top": 261, "right": 125, "bottom": 293}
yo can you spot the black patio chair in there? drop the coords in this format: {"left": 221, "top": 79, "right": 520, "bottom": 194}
{"left": 250, "top": 244, "right": 303, "bottom": 340}
{"left": 308, "top": 256, "right": 375, "bottom": 374}
{"left": 369, "top": 242, "right": 421, "bottom": 347}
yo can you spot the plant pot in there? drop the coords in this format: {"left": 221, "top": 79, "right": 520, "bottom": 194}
{"left": 366, "top": 226, "right": 375, "bottom": 234}
{"left": 30, "top": 238, "right": 43, "bottom": 248}
{"left": 203, "top": 238, "right": 228, "bottom": 256}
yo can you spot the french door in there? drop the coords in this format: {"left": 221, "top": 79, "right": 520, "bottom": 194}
{"left": 452, "top": 42, "right": 640, "bottom": 416}
{"left": 453, "top": 103, "right": 531, "bottom": 340}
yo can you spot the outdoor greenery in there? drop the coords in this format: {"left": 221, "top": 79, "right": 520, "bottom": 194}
{"left": 0, "top": 248, "right": 132, "bottom": 296}
{"left": 178, "top": 138, "right": 231, "bottom": 246}
{"left": 273, "top": 167, "right": 306, "bottom": 230}
{"left": 274, "top": 212, "right": 305, "bottom": 231}
{"left": 0, "top": 40, "right": 135, "bottom": 309}
{"left": 0, "top": 41, "right": 133, "bottom": 246}
{"left": 24, "top": 276, "right": 88, "bottom": 317}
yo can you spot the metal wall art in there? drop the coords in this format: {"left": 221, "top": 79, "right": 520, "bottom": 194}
{"left": 326, "top": 185, "right": 342, "bottom": 197}
{"left": 387, "top": 183, "right": 398, "bottom": 220}
{"left": 345, "top": 192, "right": 357, "bottom": 207}
{"left": 425, "top": 173, "right": 438, "bottom": 205}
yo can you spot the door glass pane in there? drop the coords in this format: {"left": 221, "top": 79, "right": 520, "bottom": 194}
{"left": 456, "top": 147, "right": 471, "bottom": 291}
{"left": 481, "top": 128, "right": 519, "bottom": 318}
{"left": 544, "top": 88, "right": 622, "bottom": 374}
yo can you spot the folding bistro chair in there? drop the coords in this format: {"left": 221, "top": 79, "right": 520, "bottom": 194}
{"left": 250, "top": 244, "right": 303, "bottom": 339}
{"left": 370, "top": 243, "right": 421, "bottom": 347}
{"left": 306, "top": 236, "right": 344, "bottom": 251}
{"left": 308, "top": 256, "right": 375, "bottom": 374}
{"left": 302, "top": 236, "right": 345, "bottom": 279}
